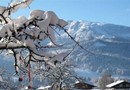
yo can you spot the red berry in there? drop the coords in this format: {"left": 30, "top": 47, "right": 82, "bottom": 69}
{"left": 18, "top": 77, "right": 23, "bottom": 82}
{"left": 28, "top": 85, "right": 32, "bottom": 89}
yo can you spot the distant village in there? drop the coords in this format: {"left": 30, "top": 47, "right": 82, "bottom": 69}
{"left": 0, "top": 74, "right": 130, "bottom": 90}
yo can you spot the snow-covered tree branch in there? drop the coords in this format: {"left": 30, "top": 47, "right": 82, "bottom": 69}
{"left": 0, "top": 0, "right": 93, "bottom": 89}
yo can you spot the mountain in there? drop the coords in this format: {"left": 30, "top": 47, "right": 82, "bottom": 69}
{"left": 59, "top": 20, "right": 130, "bottom": 77}
{"left": 0, "top": 20, "right": 130, "bottom": 78}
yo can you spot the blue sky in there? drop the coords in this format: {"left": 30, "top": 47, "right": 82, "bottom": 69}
{"left": 0, "top": 0, "right": 130, "bottom": 26}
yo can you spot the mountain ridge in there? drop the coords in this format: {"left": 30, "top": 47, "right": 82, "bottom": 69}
{"left": 61, "top": 20, "right": 130, "bottom": 76}
{"left": 0, "top": 20, "right": 130, "bottom": 77}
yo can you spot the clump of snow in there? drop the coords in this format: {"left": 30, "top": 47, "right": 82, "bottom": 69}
{"left": 37, "top": 85, "right": 51, "bottom": 90}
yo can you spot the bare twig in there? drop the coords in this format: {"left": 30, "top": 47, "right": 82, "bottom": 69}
{"left": 59, "top": 25, "right": 95, "bottom": 55}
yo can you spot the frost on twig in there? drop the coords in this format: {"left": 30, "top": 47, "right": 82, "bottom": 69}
{"left": 0, "top": 1, "right": 93, "bottom": 87}
{"left": 0, "top": 0, "right": 33, "bottom": 24}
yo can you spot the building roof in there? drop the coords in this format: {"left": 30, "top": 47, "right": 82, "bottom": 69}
{"left": 106, "top": 80, "right": 130, "bottom": 88}
{"left": 75, "top": 81, "right": 96, "bottom": 87}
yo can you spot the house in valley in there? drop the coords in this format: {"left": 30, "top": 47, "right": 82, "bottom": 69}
{"left": 74, "top": 81, "right": 96, "bottom": 90}
{"left": 106, "top": 80, "right": 130, "bottom": 90}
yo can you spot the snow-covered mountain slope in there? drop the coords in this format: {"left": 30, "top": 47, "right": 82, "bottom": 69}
{"left": 0, "top": 20, "right": 130, "bottom": 78}
{"left": 60, "top": 20, "right": 130, "bottom": 76}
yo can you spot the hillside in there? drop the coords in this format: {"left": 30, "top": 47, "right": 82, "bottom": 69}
{"left": 60, "top": 20, "right": 130, "bottom": 76}
{"left": 0, "top": 20, "right": 130, "bottom": 77}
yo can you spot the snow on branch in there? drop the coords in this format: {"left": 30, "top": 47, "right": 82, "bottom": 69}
{"left": 0, "top": 42, "right": 26, "bottom": 49}
{"left": 0, "top": 1, "right": 93, "bottom": 88}
{"left": 0, "top": 0, "right": 33, "bottom": 24}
